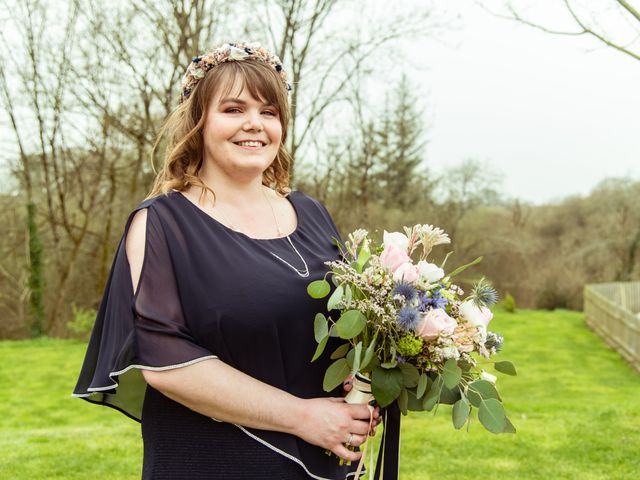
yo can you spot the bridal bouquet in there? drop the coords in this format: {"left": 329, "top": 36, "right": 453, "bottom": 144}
{"left": 308, "top": 225, "right": 516, "bottom": 434}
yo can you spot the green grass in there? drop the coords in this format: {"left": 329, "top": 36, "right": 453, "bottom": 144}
{"left": 1, "top": 310, "right": 639, "bottom": 479}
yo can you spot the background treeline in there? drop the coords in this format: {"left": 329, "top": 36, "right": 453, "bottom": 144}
{"left": 1, "top": 0, "right": 638, "bottom": 338}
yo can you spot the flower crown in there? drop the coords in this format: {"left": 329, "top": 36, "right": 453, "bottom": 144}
{"left": 180, "top": 41, "right": 291, "bottom": 103}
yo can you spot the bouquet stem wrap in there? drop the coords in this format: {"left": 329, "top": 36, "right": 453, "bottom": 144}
{"left": 344, "top": 373, "right": 400, "bottom": 480}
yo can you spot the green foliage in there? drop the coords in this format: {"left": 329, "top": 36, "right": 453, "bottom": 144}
{"left": 307, "top": 279, "right": 331, "bottom": 299}
{"left": 498, "top": 292, "right": 517, "bottom": 313}
{"left": 66, "top": 304, "right": 97, "bottom": 339}
{"left": 396, "top": 333, "right": 423, "bottom": 357}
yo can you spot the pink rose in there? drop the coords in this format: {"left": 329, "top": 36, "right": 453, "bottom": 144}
{"left": 393, "top": 262, "right": 420, "bottom": 284}
{"left": 415, "top": 308, "right": 458, "bottom": 340}
{"left": 380, "top": 243, "right": 411, "bottom": 272}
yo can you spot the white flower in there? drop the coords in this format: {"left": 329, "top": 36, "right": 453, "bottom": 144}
{"left": 480, "top": 371, "right": 497, "bottom": 384}
{"left": 419, "top": 224, "right": 451, "bottom": 246}
{"left": 459, "top": 300, "right": 493, "bottom": 328}
{"left": 417, "top": 260, "right": 445, "bottom": 283}
{"left": 383, "top": 230, "right": 409, "bottom": 253}
{"left": 228, "top": 46, "right": 250, "bottom": 60}
{"left": 440, "top": 345, "right": 460, "bottom": 360}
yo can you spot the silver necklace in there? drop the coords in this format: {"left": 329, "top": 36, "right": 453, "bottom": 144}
{"left": 262, "top": 189, "right": 310, "bottom": 278}
{"left": 213, "top": 187, "right": 309, "bottom": 277}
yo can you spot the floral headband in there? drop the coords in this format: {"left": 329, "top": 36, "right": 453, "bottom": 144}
{"left": 180, "top": 41, "right": 291, "bottom": 103}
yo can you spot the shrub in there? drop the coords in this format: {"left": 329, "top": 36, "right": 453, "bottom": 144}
{"left": 66, "top": 304, "right": 97, "bottom": 339}
{"left": 499, "top": 292, "right": 517, "bottom": 313}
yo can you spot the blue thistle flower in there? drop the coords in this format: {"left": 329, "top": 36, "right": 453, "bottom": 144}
{"left": 470, "top": 278, "right": 498, "bottom": 308}
{"left": 396, "top": 354, "right": 406, "bottom": 365}
{"left": 418, "top": 290, "right": 448, "bottom": 311}
{"left": 485, "top": 331, "right": 504, "bottom": 352}
{"left": 397, "top": 307, "right": 421, "bottom": 331}
{"left": 393, "top": 282, "right": 417, "bottom": 302}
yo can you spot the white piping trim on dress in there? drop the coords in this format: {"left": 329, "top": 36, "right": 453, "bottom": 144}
{"left": 71, "top": 355, "right": 218, "bottom": 397}
{"left": 234, "top": 424, "right": 365, "bottom": 480}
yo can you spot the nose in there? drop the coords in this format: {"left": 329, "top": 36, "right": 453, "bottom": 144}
{"left": 242, "top": 109, "right": 263, "bottom": 132}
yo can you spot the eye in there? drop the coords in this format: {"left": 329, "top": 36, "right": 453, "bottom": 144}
{"left": 224, "top": 107, "right": 242, "bottom": 113}
{"left": 262, "top": 110, "right": 278, "bottom": 116}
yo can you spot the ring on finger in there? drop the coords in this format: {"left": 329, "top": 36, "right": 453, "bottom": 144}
{"left": 346, "top": 433, "right": 354, "bottom": 446}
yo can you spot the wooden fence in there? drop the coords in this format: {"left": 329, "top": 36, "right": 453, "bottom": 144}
{"left": 584, "top": 282, "right": 640, "bottom": 373}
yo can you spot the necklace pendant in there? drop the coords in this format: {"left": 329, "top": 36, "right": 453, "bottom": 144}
{"left": 270, "top": 236, "right": 310, "bottom": 278}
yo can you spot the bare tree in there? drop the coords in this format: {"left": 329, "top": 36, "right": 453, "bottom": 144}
{"left": 494, "top": 0, "right": 640, "bottom": 62}
{"left": 248, "top": 0, "right": 446, "bottom": 181}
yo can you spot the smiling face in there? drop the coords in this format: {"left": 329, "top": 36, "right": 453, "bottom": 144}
{"left": 202, "top": 75, "right": 283, "bottom": 184}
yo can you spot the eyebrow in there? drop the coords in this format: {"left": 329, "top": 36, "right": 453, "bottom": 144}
{"left": 219, "top": 97, "right": 276, "bottom": 108}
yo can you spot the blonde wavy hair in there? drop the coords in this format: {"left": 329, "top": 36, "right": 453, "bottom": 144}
{"left": 147, "top": 59, "right": 292, "bottom": 202}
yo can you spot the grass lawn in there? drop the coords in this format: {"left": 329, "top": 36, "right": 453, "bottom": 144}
{"left": 1, "top": 309, "right": 638, "bottom": 479}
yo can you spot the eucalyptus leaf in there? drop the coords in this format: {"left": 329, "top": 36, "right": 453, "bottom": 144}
{"left": 360, "top": 338, "right": 377, "bottom": 372}
{"left": 371, "top": 367, "right": 403, "bottom": 407}
{"left": 467, "top": 380, "right": 501, "bottom": 407}
{"left": 478, "top": 398, "right": 507, "bottom": 433}
{"left": 452, "top": 396, "right": 470, "bottom": 429}
{"left": 328, "top": 324, "right": 339, "bottom": 337}
{"left": 344, "top": 285, "right": 353, "bottom": 306}
{"left": 448, "top": 256, "right": 483, "bottom": 278}
{"left": 399, "top": 363, "right": 420, "bottom": 388}
{"left": 416, "top": 373, "right": 429, "bottom": 399}
{"left": 323, "top": 358, "right": 350, "bottom": 392}
{"left": 327, "top": 285, "right": 344, "bottom": 311}
{"left": 442, "top": 359, "right": 462, "bottom": 389}
{"left": 351, "top": 342, "right": 363, "bottom": 375}
{"left": 313, "top": 313, "right": 328, "bottom": 343}
{"left": 330, "top": 343, "right": 350, "bottom": 360}
{"left": 380, "top": 359, "right": 398, "bottom": 369}
{"left": 311, "top": 336, "right": 329, "bottom": 362}
{"left": 356, "top": 245, "right": 371, "bottom": 271}
{"left": 335, "top": 310, "right": 366, "bottom": 339}
{"left": 346, "top": 348, "right": 355, "bottom": 369}
{"left": 406, "top": 389, "right": 424, "bottom": 411}
{"left": 439, "top": 383, "right": 462, "bottom": 405}
{"left": 398, "top": 388, "right": 409, "bottom": 416}
{"left": 494, "top": 360, "right": 517, "bottom": 376}
{"left": 502, "top": 416, "right": 517, "bottom": 433}
{"left": 307, "top": 279, "right": 331, "bottom": 298}
{"left": 422, "top": 374, "right": 443, "bottom": 411}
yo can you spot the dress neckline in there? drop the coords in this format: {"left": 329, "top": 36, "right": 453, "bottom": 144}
{"left": 173, "top": 190, "right": 302, "bottom": 242}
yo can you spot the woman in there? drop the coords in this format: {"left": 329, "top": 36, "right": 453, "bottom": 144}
{"left": 73, "top": 42, "right": 380, "bottom": 479}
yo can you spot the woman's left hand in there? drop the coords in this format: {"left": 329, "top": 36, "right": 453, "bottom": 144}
{"left": 342, "top": 375, "right": 382, "bottom": 437}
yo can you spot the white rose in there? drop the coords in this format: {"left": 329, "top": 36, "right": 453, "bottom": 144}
{"left": 383, "top": 230, "right": 409, "bottom": 253}
{"left": 417, "top": 260, "right": 445, "bottom": 283}
{"left": 459, "top": 300, "right": 493, "bottom": 328}
{"left": 480, "top": 371, "right": 497, "bottom": 384}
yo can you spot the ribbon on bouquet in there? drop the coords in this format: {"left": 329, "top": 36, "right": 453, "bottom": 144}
{"left": 345, "top": 374, "right": 401, "bottom": 480}
{"left": 372, "top": 401, "right": 401, "bottom": 480}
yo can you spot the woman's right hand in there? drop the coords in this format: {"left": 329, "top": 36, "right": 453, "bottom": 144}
{"left": 293, "top": 397, "right": 373, "bottom": 462}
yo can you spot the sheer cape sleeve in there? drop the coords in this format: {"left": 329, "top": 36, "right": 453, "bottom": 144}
{"left": 72, "top": 198, "right": 217, "bottom": 421}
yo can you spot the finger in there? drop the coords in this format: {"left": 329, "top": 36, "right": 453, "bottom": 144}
{"left": 348, "top": 433, "right": 367, "bottom": 447}
{"left": 348, "top": 404, "right": 373, "bottom": 419}
{"left": 349, "top": 420, "right": 371, "bottom": 436}
{"left": 328, "top": 397, "right": 346, "bottom": 403}
{"left": 333, "top": 445, "right": 361, "bottom": 463}
{"left": 342, "top": 375, "right": 354, "bottom": 393}
{"left": 369, "top": 426, "right": 377, "bottom": 437}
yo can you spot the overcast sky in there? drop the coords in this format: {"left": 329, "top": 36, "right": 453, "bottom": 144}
{"left": 410, "top": 0, "right": 640, "bottom": 204}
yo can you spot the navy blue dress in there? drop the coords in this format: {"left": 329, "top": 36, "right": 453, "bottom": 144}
{"left": 73, "top": 190, "right": 362, "bottom": 479}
